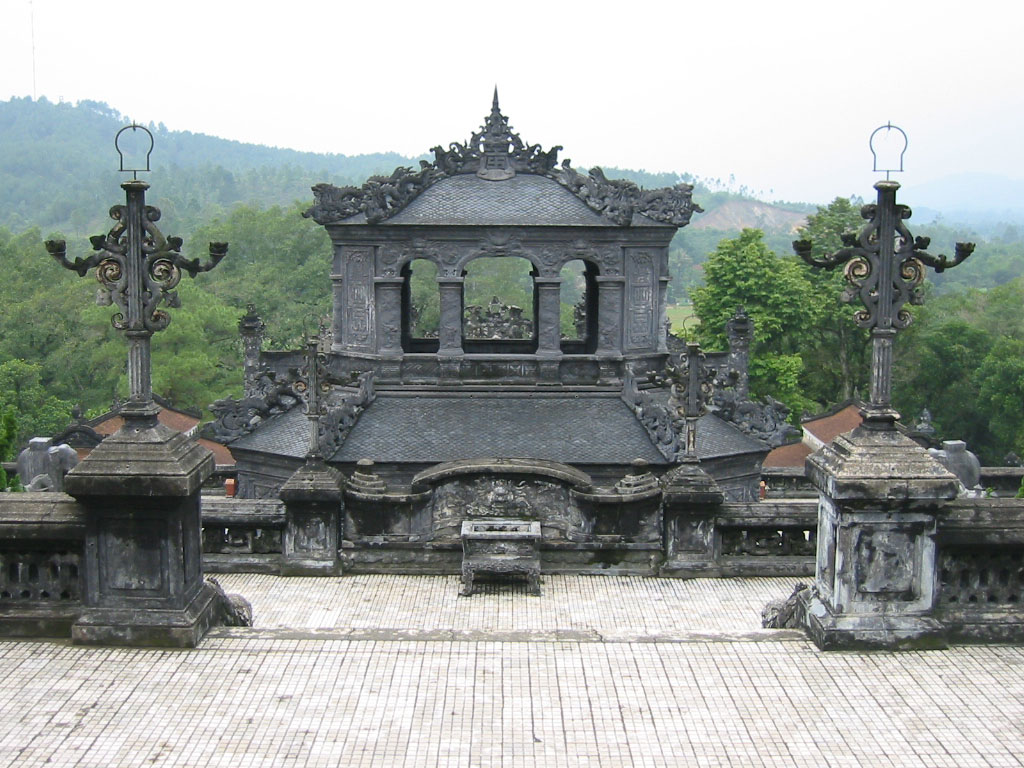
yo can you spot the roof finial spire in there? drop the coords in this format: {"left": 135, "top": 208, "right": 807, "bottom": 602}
{"left": 492, "top": 85, "right": 500, "bottom": 114}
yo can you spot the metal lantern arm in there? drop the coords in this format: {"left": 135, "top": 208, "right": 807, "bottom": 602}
{"left": 174, "top": 241, "right": 229, "bottom": 277}
{"left": 914, "top": 240, "right": 975, "bottom": 273}
{"left": 44, "top": 239, "right": 108, "bottom": 277}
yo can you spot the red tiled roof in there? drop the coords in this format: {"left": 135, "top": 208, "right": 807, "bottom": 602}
{"left": 804, "top": 404, "right": 862, "bottom": 444}
{"left": 84, "top": 407, "right": 235, "bottom": 466}
{"left": 762, "top": 441, "right": 811, "bottom": 468}
{"left": 93, "top": 408, "right": 200, "bottom": 436}
{"left": 763, "top": 403, "right": 863, "bottom": 468}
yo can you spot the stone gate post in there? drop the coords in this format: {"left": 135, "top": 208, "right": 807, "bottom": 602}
{"left": 65, "top": 422, "right": 218, "bottom": 647}
{"left": 802, "top": 427, "right": 959, "bottom": 649}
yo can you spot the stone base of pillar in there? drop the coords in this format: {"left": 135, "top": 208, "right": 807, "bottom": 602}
{"left": 71, "top": 581, "right": 218, "bottom": 648}
{"left": 438, "top": 357, "right": 462, "bottom": 385}
{"left": 378, "top": 357, "right": 402, "bottom": 381}
{"left": 280, "top": 457, "right": 343, "bottom": 577}
{"left": 63, "top": 420, "right": 221, "bottom": 648}
{"left": 660, "top": 461, "right": 723, "bottom": 576}
{"left": 0, "top": 605, "right": 82, "bottom": 639}
{"left": 802, "top": 426, "right": 959, "bottom": 651}
{"left": 803, "top": 592, "right": 947, "bottom": 651}
{"left": 596, "top": 359, "right": 620, "bottom": 386}
{"left": 537, "top": 358, "right": 560, "bottom": 384}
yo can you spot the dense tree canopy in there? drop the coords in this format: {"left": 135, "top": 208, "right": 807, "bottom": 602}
{"left": 792, "top": 198, "right": 872, "bottom": 404}
{"left": 691, "top": 229, "right": 823, "bottom": 418}
{"left": 894, "top": 278, "right": 1024, "bottom": 464}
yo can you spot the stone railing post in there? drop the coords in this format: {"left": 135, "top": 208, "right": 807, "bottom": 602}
{"left": 65, "top": 426, "right": 217, "bottom": 646}
{"left": 802, "top": 429, "right": 959, "bottom": 649}
{"left": 279, "top": 459, "right": 343, "bottom": 576}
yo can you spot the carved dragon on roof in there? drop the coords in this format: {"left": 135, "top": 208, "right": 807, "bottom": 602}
{"left": 305, "top": 90, "right": 702, "bottom": 228}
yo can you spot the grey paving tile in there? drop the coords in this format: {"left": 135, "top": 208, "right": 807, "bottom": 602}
{"left": 0, "top": 576, "right": 1021, "bottom": 767}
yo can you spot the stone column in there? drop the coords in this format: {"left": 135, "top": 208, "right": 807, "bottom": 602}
{"left": 437, "top": 277, "right": 464, "bottom": 384}
{"left": 726, "top": 308, "right": 753, "bottom": 401}
{"left": 802, "top": 426, "right": 960, "bottom": 650}
{"left": 375, "top": 277, "right": 404, "bottom": 379}
{"left": 65, "top": 423, "right": 217, "bottom": 647}
{"left": 238, "top": 305, "right": 265, "bottom": 398}
{"left": 534, "top": 277, "right": 562, "bottom": 384}
{"left": 279, "top": 458, "right": 343, "bottom": 576}
{"left": 595, "top": 276, "right": 625, "bottom": 355}
{"left": 534, "top": 278, "right": 563, "bottom": 356}
{"left": 331, "top": 248, "right": 345, "bottom": 353}
{"left": 595, "top": 276, "right": 625, "bottom": 384}
{"left": 656, "top": 276, "right": 671, "bottom": 354}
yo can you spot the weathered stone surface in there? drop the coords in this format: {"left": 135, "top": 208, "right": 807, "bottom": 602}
{"left": 63, "top": 422, "right": 214, "bottom": 498}
{"left": 70, "top": 581, "right": 218, "bottom": 648}
{"left": 806, "top": 425, "right": 960, "bottom": 503}
{"left": 799, "top": 425, "right": 959, "bottom": 650}
{"left": 16, "top": 438, "right": 79, "bottom": 492}
{"left": 460, "top": 519, "right": 541, "bottom": 596}
{"left": 762, "top": 582, "right": 810, "bottom": 628}
{"left": 279, "top": 458, "right": 343, "bottom": 576}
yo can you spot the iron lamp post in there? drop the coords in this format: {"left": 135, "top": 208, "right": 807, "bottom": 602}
{"left": 44, "top": 124, "right": 226, "bottom": 427}
{"left": 793, "top": 125, "right": 973, "bottom": 429}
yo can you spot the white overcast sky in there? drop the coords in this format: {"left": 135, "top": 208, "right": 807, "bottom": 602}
{"left": 1, "top": 0, "right": 1021, "bottom": 203}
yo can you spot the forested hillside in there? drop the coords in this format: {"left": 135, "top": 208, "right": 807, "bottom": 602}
{"left": 1, "top": 97, "right": 1021, "bottom": 466}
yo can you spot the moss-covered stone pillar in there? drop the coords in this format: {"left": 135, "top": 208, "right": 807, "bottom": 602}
{"left": 65, "top": 421, "right": 217, "bottom": 647}
{"left": 279, "top": 458, "right": 343, "bottom": 576}
{"left": 802, "top": 426, "right": 959, "bottom": 650}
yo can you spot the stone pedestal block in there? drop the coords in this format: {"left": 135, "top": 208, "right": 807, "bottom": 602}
{"left": 64, "top": 421, "right": 216, "bottom": 647}
{"left": 279, "top": 458, "right": 343, "bottom": 576}
{"left": 803, "top": 426, "right": 960, "bottom": 650}
{"left": 660, "top": 460, "right": 724, "bottom": 576}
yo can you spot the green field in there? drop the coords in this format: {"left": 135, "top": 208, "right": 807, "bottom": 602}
{"left": 665, "top": 304, "right": 695, "bottom": 335}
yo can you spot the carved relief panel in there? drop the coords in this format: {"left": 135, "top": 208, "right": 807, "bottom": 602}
{"left": 345, "top": 247, "right": 376, "bottom": 350}
{"left": 625, "top": 250, "right": 656, "bottom": 351}
{"left": 376, "top": 280, "right": 403, "bottom": 352}
{"left": 431, "top": 476, "right": 582, "bottom": 541}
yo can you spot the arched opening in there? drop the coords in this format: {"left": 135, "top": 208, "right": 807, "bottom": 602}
{"left": 560, "top": 259, "right": 599, "bottom": 354}
{"left": 401, "top": 258, "right": 440, "bottom": 353}
{"left": 462, "top": 256, "right": 537, "bottom": 354}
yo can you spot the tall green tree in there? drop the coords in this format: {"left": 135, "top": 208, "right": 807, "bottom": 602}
{"left": 794, "top": 197, "right": 872, "bottom": 405}
{"left": 691, "top": 229, "right": 823, "bottom": 417}
{"left": 894, "top": 277, "right": 1024, "bottom": 464}
{"left": 0, "top": 359, "right": 74, "bottom": 447}
{"left": 188, "top": 203, "right": 332, "bottom": 347}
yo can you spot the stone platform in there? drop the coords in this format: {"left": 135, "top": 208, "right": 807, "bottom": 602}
{"left": 1, "top": 575, "right": 1022, "bottom": 767}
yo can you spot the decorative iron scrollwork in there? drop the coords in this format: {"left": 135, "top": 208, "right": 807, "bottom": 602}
{"left": 794, "top": 180, "right": 973, "bottom": 427}
{"left": 47, "top": 205, "right": 225, "bottom": 334}
{"left": 793, "top": 191, "right": 973, "bottom": 332}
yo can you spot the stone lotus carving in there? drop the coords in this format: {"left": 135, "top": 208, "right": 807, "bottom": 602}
{"left": 305, "top": 93, "right": 702, "bottom": 228}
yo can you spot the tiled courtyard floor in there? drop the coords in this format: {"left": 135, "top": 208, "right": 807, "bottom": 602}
{"left": 1, "top": 575, "right": 1022, "bottom": 767}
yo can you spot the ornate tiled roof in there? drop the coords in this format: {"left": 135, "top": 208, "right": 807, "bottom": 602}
{"left": 230, "top": 391, "right": 765, "bottom": 466}
{"left": 304, "top": 90, "right": 701, "bottom": 229}
{"left": 382, "top": 174, "right": 608, "bottom": 227}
